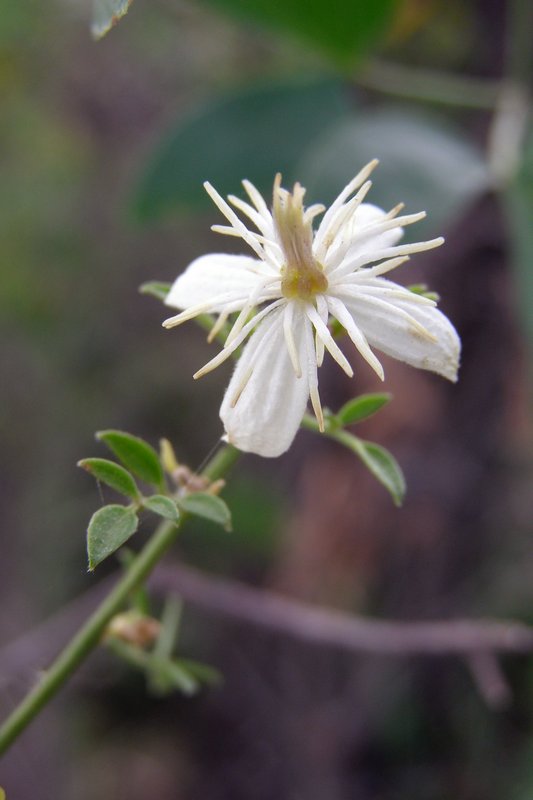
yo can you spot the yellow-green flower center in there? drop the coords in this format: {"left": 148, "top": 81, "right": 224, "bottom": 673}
{"left": 273, "top": 175, "right": 328, "bottom": 302}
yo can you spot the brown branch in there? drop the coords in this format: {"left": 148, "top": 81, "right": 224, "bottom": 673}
{"left": 153, "top": 563, "right": 533, "bottom": 656}
{"left": 1, "top": 563, "right": 533, "bottom": 691}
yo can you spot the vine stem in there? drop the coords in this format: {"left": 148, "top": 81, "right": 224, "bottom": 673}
{"left": 0, "top": 442, "right": 240, "bottom": 757}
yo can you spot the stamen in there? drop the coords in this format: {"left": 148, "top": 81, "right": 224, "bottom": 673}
{"left": 207, "top": 310, "right": 230, "bottom": 343}
{"left": 283, "top": 303, "right": 302, "bottom": 378}
{"left": 204, "top": 181, "right": 266, "bottom": 260}
{"left": 327, "top": 296, "right": 384, "bottom": 380}
{"left": 193, "top": 300, "right": 284, "bottom": 379}
{"left": 306, "top": 304, "right": 353, "bottom": 377}
{"left": 230, "top": 366, "right": 254, "bottom": 408}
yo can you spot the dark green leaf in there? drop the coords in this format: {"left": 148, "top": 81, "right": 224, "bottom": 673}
{"left": 87, "top": 504, "right": 138, "bottom": 570}
{"left": 143, "top": 494, "right": 180, "bottom": 522}
{"left": 337, "top": 393, "right": 391, "bottom": 426}
{"left": 139, "top": 281, "right": 171, "bottom": 302}
{"left": 134, "top": 78, "right": 350, "bottom": 220}
{"left": 199, "top": 0, "right": 398, "bottom": 64}
{"left": 78, "top": 457, "right": 140, "bottom": 500}
{"left": 92, "top": 0, "right": 133, "bottom": 39}
{"left": 351, "top": 439, "right": 406, "bottom": 506}
{"left": 97, "top": 430, "right": 165, "bottom": 490}
{"left": 179, "top": 492, "right": 232, "bottom": 531}
{"left": 299, "top": 109, "right": 490, "bottom": 237}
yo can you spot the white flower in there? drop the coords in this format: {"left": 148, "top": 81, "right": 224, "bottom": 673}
{"left": 163, "top": 161, "right": 460, "bottom": 457}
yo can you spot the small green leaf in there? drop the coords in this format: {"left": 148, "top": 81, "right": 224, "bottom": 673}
{"left": 87, "top": 504, "right": 138, "bottom": 570}
{"left": 407, "top": 284, "right": 440, "bottom": 303}
{"left": 351, "top": 439, "right": 406, "bottom": 507}
{"left": 177, "top": 658, "right": 222, "bottom": 686}
{"left": 149, "top": 658, "right": 200, "bottom": 697}
{"left": 143, "top": 495, "right": 180, "bottom": 522}
{"left": 78, "top": 458, "right": 140, "bottom": 500}
{"left": 91, "top": 0, "right": 133, "bottom": 39}
{"left": 97, "top": 430, "right": 165, "bottom": 490}
{"left": 179, "top": 492, "right": 232, "bottom": 531}
{"left": 139, "top": 281, "right": 171, "bottom": 302}
{"left": 337, "top": 393, "right": 391, "bottom": 426}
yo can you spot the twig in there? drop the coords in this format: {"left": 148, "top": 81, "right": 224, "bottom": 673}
{"left": 0, "top": 443, "right": 241, "bottom": 756}
{"left": 466, "top": 652, "right": 512, "bottom": 710}
{"left": 356, "top": 59, "right": 501, "bottom": 110}
{"left": 153, "top": 563, "right": 533, "bottom": 656}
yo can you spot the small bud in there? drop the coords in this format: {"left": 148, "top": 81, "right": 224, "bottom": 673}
{"left": 105, "top": 611, "right": 161, "bottom": 648}
{"left": 160, "top": 438, "right": 179, "bottom": 475}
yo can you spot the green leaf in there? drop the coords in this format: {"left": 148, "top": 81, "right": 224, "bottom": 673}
{"left": 78, "top": 457, "right": 140, "bottom": 501}
{"left": 177, "top": 658, "right": 222, "bottom": 686}
{"left": 148, "top": 658, "right": 200, "bottom": 697}
{"left": 134, "top": 78, "right": 350, "bottom": 220}
{"left": 139, "top": 281, "right": 171, "bottom": 302}
{"left": 91, "top": 0, "right": 133, "bottom": 40}
{"left": 97, "top": 430, "right": 165, "bottom": 490}
{"left": 337, "top": 393, "right": 392, "bottom": 426}
{"left": 87, "top": 504, "right": 139, "bottom": 570}
{"left": 407, "top": 284, "right": 440, "bottom": 303}
{"left": 199, "top": 0, "right": 398, "bottom": 64}
{"left": 143, "top": 495, "right": 180, "bottom": 522}
{"left": 350, "top": 438, "right": 406, "bottom": 506}
{"left": 179, "top": 492, "right": 232, "bottom": 531}
{"left": 298, "top": 109, "right": 490, "bottom": 238}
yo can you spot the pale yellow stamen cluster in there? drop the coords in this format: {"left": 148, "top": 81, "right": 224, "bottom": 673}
{"left": 272, "top": 174, "right": 328, "bottom": 302}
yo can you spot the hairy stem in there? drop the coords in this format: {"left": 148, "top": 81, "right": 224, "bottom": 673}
{"left": 0, "top": 442, "right": 240, "bottom": 757}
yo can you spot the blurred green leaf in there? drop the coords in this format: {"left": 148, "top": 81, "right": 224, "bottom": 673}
{"left": 337, "top": 393, "right": 392, "bottom": 426}
{"left": 179, "top": 492, "right": 232, "bottom": 531}
{"left": 148, "top": 658, "right": 200, "bottom": 696}
{"left": 91, "top": 0, "right": 133, "bottom": 40}
{"left": 349, "top": 438, "right": 406, "bottom": 506}
{"left": 199, "top": 0, "right": 398, "bottom": 64}
{"left": 78, "top": 457, "right": 141, "bottom": 501}
{"left": 134, "top": 78, "right": 350, "bottom": 220}
{"left": 407, "top": 283, "right": 440, "bottom": 303}
{"left": 87, "top": 504, "right": 138, "bottom": 570}
{"left": 139, "top": 281, "right": 171, "bottom": 302}
{"left": 97, "top": 430, "right": 165, "bottom": 491}
{"left": 143, "top": 494, "right": 180, "bottom": 522}
{"left": 298, "top": 109, "right": 490, "bottom": 237}
{"left": 505, "top": 131, "right": 533, "bottom": 346}
{"left": 177, "top": 657, "right": 222, "bottom": 686}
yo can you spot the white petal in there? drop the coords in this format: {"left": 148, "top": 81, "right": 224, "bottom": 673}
{"left": 337, "top": 286, "right": 460, "bottom": 382}
{"left": 165, "top": 253, "right": 268, "bottom": 313}
{"left": 324, "top": 203, "right": 404, "bottom": 271}
{"left": 220, "top": 305, "right": 311, "bottom": 457}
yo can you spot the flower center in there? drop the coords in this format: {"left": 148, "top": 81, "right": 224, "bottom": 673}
{"left": 273, "top": 175, "right": 328, "bottom": 302}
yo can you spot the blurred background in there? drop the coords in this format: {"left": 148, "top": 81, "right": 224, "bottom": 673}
{"left": 1, "top": 0, "right": 533, "bottom": 797}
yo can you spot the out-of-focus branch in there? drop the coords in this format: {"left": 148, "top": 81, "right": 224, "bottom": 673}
{"left": 154, "top": 563, "right": 533, "bottom": 656}
{"left": 356, "top": 60, "right": 501, "bottom": 110}
{"left": 3, "top": 561, "right": 533, "bottom": 693}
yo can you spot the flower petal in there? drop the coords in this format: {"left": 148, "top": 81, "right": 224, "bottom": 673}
{"left": 165, "top": 253, "right": 267, "bottom": 313}
{"left": 325, "top": 203, "right": 404, "bottom": 271}
{"left": 220, "top": 305, "right": 311, "bottom": 457}
{"left": 336, "top": 286, "right": 460, "bottom": 382}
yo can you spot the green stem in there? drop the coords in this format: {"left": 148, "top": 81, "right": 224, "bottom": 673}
{"left": 0, "top": 443, "right": 240, "bottom": 757}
